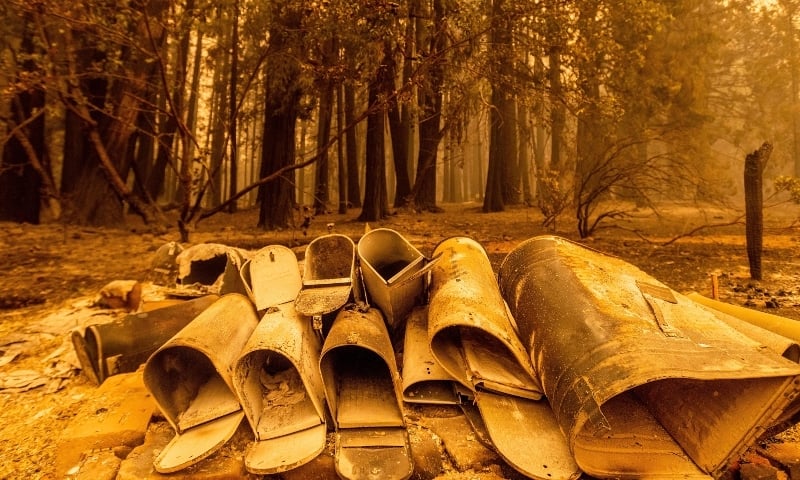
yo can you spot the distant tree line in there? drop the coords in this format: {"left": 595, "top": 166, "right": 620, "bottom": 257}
{"left": 0, "top": 0, "right": 798, "bottom": 239}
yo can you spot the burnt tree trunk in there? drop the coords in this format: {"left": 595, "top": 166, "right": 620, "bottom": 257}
{"left": 258, "top": 1, "right": 302, "bottom": 230}
{"left": 744, "top": 141, "right": 772, "bottom": 281}
{"left": 358, "top": 53, "right": 392, "bottom": 223}
{"left": 344, "top": 83, "right": 362, "bottom": 208}
{"left": 358, "top": 89, "right": 387, "bottom": 222}
{"left": 483, "top": 0, "right": 517, "bottom": 212}
{"left": 386, "top": 44, "right": 411, "bottom": 209}
{"left": 337, "top": 83, "right": 348, "bottom": 214}
{"left": 313, "top": 76, "right": 334, "bottom": 215}
{"left": 1, "top": 13, "right": 48, "bottom": 224}
{"left": 228, "top": 0, "right": 239, "bottom": 213}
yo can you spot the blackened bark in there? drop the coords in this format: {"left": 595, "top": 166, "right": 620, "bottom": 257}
{"left": 483, "top": 0, "right": 517, "bottom": 212}
{"left": 386, "top": 45, "right": 411, "bottom": 209}
{"left": 344, "top": 83, "right": 362, "bottom": 208}
{"left": 313, "top": 79, "right": 334, "bottom": 215}
{"left": 228, "top": 0, "right": 239, "bottom": 213}
{"left": 258, "top": 3, "right": 302, "bottom": 230}
{"left": 358, "top": 62, "right": 390, "bottom": 222}
{"left": 410, "top": 0, "right": 446, "bottom": 211}
{"left": 337, "top": 84, "right": 348, "bottom": 214}
{"left": 518, "top": 102, "right": 533, "bottom": 205}
{"left": 64, "top": 0, "right": 168, "bottom": 226}
{"left": 258, "top": 102, "right": 298, "bottom": 229}
{"left": 744, "top": 142, "right": 772, "bottom": 280}
{"left": 482, "top": 101, "right": 505, "bottom": 212}
{"left": 0, "top": 15, "right": 47, "bottom": 224}
{"left": 549, "top": 45, "right": 566, "bottom": 173}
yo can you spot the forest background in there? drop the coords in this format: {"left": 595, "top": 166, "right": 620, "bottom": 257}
{"left": 2, "top": 0, "right": 800, "bottom": 241}
{"left": 4, "top": 2, "right": 800, "bottom": 478}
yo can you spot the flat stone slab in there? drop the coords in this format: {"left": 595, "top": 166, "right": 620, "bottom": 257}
{"left": 56, "top": 371, "right": 155, "bottom": 477}
{"left": 418, "top": 408, "right": 500, "bottom": 471}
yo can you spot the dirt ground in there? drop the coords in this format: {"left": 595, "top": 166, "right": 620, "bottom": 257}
{"left": 1, "top": 200, "right": 799, "bottom": 479}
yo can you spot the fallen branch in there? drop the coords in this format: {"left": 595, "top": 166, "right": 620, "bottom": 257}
{"left": 607, "top": 215, "right": 746, "bottom": 247}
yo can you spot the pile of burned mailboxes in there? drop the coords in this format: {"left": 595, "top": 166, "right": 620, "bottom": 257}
{"left": 72, "top": 230, "right": 800, "bottom": 480}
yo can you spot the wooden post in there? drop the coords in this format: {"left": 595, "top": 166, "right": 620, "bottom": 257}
{"left": 744, "top": 142, "right": 772, "bottom": 281}
{"left": 710, "top": 273, "right": 719, "bottom": 300}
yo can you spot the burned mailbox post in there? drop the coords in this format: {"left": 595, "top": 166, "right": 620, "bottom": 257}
{"left": 744, "top": 141, "right": 772, "bottom": 280}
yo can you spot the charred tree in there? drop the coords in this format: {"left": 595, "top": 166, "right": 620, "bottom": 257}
{"left": 483, "top": 0, "right": 518, "bottom": 212}
{"left": 549, "top": 45, "right": 566, "bottom": 174}
{"left": 313, "top": 48, "right": 335, "bottom": 215}
{"left": 258, "top": 82, "right": 301, "bottom": 228}
{"left": 411, "top": 0, "right": 446, "bottom": 212}
{"left": 344, "top": 83, "right": 362, "bottom": 208}
{"left": 358, "top": 55, "right": 391, "bottom": 222}
{"left": 62, "top": 0, "right": 169, "bottom": 226}
{"left": 744, "top": 142, "right": 772, "bottom": 281}
{"left": 386, "top": 43, "right": 412, "bottom": 209}
{"left": 313, "top": 83, "right": 333, "bottom": 215}
{"left": 257, "top": 100, "right": 299, "bottom": 230}
{"left": 337, "top": 83, "right": 347, "bottom": 214}
{"left": 0, "top": 14, "right": 49, "bottom": 224}
{"left": 258, "top": 1, "right": 303, "bottom": 230}
{"left": 228, "top": 0, "right": 239, "bottom": 213}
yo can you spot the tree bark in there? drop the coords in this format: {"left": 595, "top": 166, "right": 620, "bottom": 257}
{"left": 62, "top": 0, "right": 168, "bottom": 226}
{"left": 228, "top": 0, "right": 239, "bottom": 213}
{"left": 410, "top": 0, "right": 446, "bottom": 211}
{"left": 60, "top": 47, "right": 107, "bottom": 200}
{"left": 482, "top": 101, "right": 506, "bottom": 212}
{"left": 0, "top": 14, "right": 48, "bottom": 224}
{"left": 358, "top": 58, "right": 391, "bottom": 222}
{"left": 386, "top": 42, "right": 412, "bottom": 209}
{"left": 345, "top": 83, "right": 362, "bottom": 208}
{"left": 258, "top": 102, "right": 298, "bottom": 229}
{"left": 208, "top": 4, "right": 232, "bottom": 207}
{"left": 744, "top": 142, "right": 772, "bottom": 281}
{"left": 518, "top": 102, "right": 533, "bottom": 205}
{"left": 337, "top": 83, "right": 348, "bottom": 214}
{"left": 396, "top": 4, "right": 417, "bottom": 207}
{"left": 483, "top": 0, "right": 517, "bottom": 212}
{"left": 549, "top": 45, "right": 566, "bottom": 174}
{"left": 258, "top": 3, "right": 303, "bottom": 230}
{"left": 313, "top": 79, "right": 334, "bottom": 215}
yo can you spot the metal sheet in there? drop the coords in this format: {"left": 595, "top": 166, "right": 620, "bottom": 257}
{"left": 498, "top": 235, "right": 800, "bottom": 478}
{"left": 427, "top": 236, "right": 541, "bottom": 400}
{"left": 73, "top": 295, "right": 218, "bottom": 384}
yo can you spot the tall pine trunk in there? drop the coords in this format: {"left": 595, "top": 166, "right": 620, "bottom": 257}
{"left": 0, "top": 13, "right": 49, "bottom": 223}
{"left": 518, "top": 103, "right": 533, "bottom": 205}
{"left": 208, "top": 4, "right": 232, "bottom": 207}
{"left": 345, "top": 83, "right": 362, "bottom": 208}
{"left": 313, "top": 80, "right": 334, "bottom": 214}
{"left": 228, "top": 0, "right": 239, "bottom": 213}
{"left": 359, "top": 56, "right": 391, "bottom": 222}
{"left": 258, "top": 98, "right": 299, "bottom": 229}
{"left": 483, "top": 0, "right": 517, "bottom": 212}
{"left": 410, "top": 0, "right": 446, "bottom": 211}
{"left": 386, "top": 42, "right": 412, "bottom": 208}
{"left": 258, "top": 3, "right": 302, "bottom": 229}
{"left": 337, "top": 84, "right": 348, "bottom": 214}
